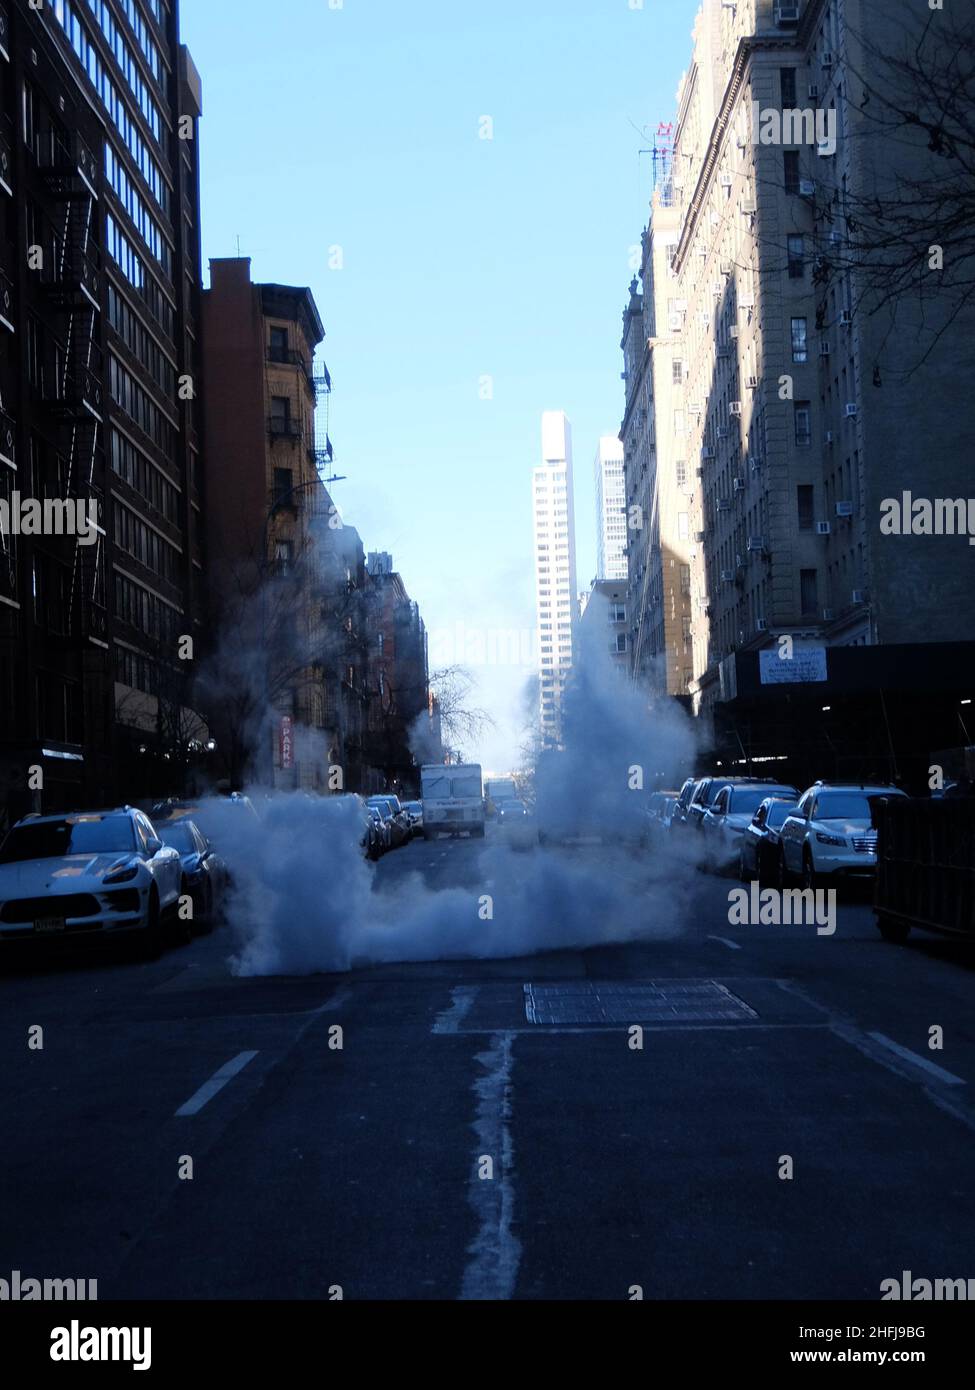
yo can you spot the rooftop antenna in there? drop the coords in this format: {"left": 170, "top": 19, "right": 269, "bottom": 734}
{"left": 235, "top": 234, "right": 242, "bottom": 257}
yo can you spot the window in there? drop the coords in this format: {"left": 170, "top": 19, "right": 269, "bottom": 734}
{"left": 269, "top": 327, "right": 289, "bottom": 362}
{"left": 794, "top": 402, "right": 812, "bottom": 446}
{"left": 270, "top": 396, "right": 291, "bottom": 431}
{"left": 780, "top": 68, "right": 797, "bottom": 107}
{"left": 610, "top": 604, "right": 626, "bottom": 623}
{"left": 784, "top": 151, "right": 801, "bottom": 196}
{"left": 787, "top": 235, "right": 805, "bottom": 278}
{"left": 797, "top": 484, "right": 814, "bottom": 531}
{"left": 791, "top": 317, "right": 808, "bottom": 363}
{"left": 672, "top": 359, "right": 684, "bottom": 385}
{"left": 678, "top": 512, "right": 689, "bottom": 540}
{"left": 673, "top": 409, "right": 685, "bottom": 435}
{"left": 676, "top": 459, "right": 688, "bottom": 488}
{"left": 800, "top": 569, "right": 818, "bottom": 616}
{"left": 273, "top": 468, "right": 294, "bottom": 507}
{"left": 615, "top": 634, "right": 627, "bottom": 653}
{"left": 275, "top": 540, "right": 294, "bottom": 573}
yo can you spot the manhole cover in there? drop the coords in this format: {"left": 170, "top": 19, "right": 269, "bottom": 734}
{"left": 523, "top": 980, "right": 758, "bottom": 1025}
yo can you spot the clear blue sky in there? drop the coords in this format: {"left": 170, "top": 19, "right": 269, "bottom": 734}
{"left": 181, "top": 0, "right": 696, "bottom": 771}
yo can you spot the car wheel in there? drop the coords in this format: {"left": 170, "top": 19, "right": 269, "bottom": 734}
{"left": 877, "top": 912, "right": 911, "bottom": 944}
{"left": 802, "top": 851, "right": 820, "bottom": 892}
{"left": 137, "top": 887, "right": 164, "bottom": 960}
{"left": 777, "top": 848, "right": 792, "bottom": 890}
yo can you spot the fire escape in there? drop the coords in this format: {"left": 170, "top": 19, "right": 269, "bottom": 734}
{"left": 35, "top": 127, "right": 105, "bottom": 643}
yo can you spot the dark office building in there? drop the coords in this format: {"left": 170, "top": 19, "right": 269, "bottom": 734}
{"left": 0, "top": 0, "right": 205, "bottom": 832}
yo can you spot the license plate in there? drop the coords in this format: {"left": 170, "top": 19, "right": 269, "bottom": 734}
{"left": 34, "top": 917, "right": 66, "bottom": 934}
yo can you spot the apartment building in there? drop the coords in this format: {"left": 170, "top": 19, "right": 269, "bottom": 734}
{"left": 364, "top": 550, "right": 432, "bottom": 793}
{"left": 624, "top": 0, "right": 975, "bottom": 784}
{"left": 593, "top": 435, "right": 627, "bottom": 582}
{"left": 0, "top": 0, "right": 204, "bottom": 827}
{"left": 202, "top": 258, "right": 363, "bottom": 792}
{"left": 532, "top": 409, "right": 578, "bottom": 747}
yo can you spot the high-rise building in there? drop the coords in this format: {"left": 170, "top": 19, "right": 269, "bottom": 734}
{"left": 532, "top": 410, "right": 578, "bottom": 747}
{"left": 623, "top": 0, "right": 975, "bottom": 784}
{"left": 594, "top": 435, "right": 627, "bottom": 582}
{"left": 0, "top": 0, "right": 205, "bottom": 829}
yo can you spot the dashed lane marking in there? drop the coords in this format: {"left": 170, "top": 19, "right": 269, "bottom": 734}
{"left": 175, "top": 1050, "right": 259, "bottom": 1117}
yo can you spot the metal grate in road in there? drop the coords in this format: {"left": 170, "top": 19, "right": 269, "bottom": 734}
{"left": 523, "top": 980, "right": 758, "bottom": 1026}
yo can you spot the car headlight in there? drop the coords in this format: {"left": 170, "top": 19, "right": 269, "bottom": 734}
{"left": 815, "top": 832, "right": 847, "bottom": 847}
{"left": 104, "top": 864, "right": 139, "bottom": 885}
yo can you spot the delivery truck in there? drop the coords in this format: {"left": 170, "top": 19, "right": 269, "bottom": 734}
{"left": 421, "top": 764, "right": 485, "bottom": 839}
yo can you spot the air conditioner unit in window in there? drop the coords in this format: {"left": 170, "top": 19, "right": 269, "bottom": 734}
{"left": 733, "top": 477, "right": 745, "bottom": 493}
{"left": 824, "top": 430, "right": 834, "bottom": 444}
{"left": 756, "top": 618, "right": 768, "bottom": 633}
{"left": 836, "top": 500, "right": 854, "bottom": 517}
{"left": 729, "top": 324, "right": 740, "bottom": 339}
{"left": 799, "top": 179, "right": 817, "bottom": 197}
{"left": 822, "top": 52, "right": 834, "bottom": 66}
{"left": 717, "top": 498, "right": 732, "bottom": 511}
{"left": 669, "top": 312, "right": 683, "bottom": 331}
{"left": 820, "top": 340, "right": 831, "bottom": 356}
{"left": 720, "top": 260, "right": 734, "bottom": 276}
{"left": 775, "top": 3, "right": 800, "bottom": 24}
{"left": 721, "top": 569, "right": 735, "bottom": 583}
{"left": 747, "top": 374, "right": 760, "bottom": 390}
{"left": 717, "top": 343, "right": 731, "bottom": 359}
{"left": 712, "top": 280, "right": 724, "bottom": 296}
{"left": 845, "top": 402, "right": 858, "bottom": 417}
{"left": 747, "top": 536, "right": 766, "bottom": 552}
{"left": 822, "top": 608, "right": 834, "bottom": 622}
{"left": 702, "top": 446, "right": 715, "bottom": 459}
{"left": 852, "top": 589, "right": 867, "bottom": 605}
{"left": 840, "top": 308, "right": 853, "bottom": 325}
{"left": 717, "top": 425, "right": 730, "bottom": 439}
{"left": 750, "top": 456, "right": 763, "bottom": 474}
{"left": 719, "top": 172, "right": 732, "bottom": 187}
{"left": 729, "top": 401, "right": 743, "bottom": 416}
{"left": 816, "top": 521, "right": 831, "bottom": 535}
{"left": 740, "top": 197, "right": 757, "bottom": 214}
{"left": 808, "top": 84, "right": 820, "bottom": 100}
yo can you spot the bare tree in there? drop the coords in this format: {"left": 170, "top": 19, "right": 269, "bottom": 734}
{"left": 426, "top": 665, "right": 495, "bottom": 763}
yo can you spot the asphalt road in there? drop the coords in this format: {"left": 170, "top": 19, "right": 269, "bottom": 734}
{"left": 2, "top": 824, "right": 975, "bottom": 1301}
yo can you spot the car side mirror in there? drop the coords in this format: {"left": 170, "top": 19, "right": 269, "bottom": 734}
{"left": 146, "top": 837, "right": 162, "bottom": 855}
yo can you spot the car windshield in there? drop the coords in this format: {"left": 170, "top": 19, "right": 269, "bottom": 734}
{"left": 730, "top": 788, "right": 793, "bottom": 816}
{"left": 160, "top": 824, "right": 197, "bottom": 853}
{"left": 815, "top": 793, "right": 874, "bottom": 820}
{"left": 766, "top": 802, "right": 795, "bottom": 828}
{"left": 0, "top": 817, "right": 137, "bottom": 863}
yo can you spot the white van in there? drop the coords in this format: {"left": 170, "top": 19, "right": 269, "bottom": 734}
{"left": 421, "top": 764, "right": 484, "bottom": 839}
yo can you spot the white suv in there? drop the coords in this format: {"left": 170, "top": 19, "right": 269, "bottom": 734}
{"left": 0, "top": 807, "right": 182, "bottom": 954}
{"left": 778, "top": 783, "right": 908, "bottom": 888}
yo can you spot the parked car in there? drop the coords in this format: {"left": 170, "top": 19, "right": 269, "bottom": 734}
{"left": 737, "top": 797, "right": 800, "bottom": 885}
{"left": 670, "top": 778, "right": 699, "bottom": 830}
{"left": 401, "top": 800, "right": 424, "bottom": 835}
{"left": 701, "top": 783, "right": 799, "bottom": 872}
{"left": 363, "top": 804, "right": 390, "bottom": 857}
{"left": 778, "top": 783, "right": 909, "bottom": 888}
{"left": 0, "top": 807, "right": 182, "bottom": 956}
{"left": 156, "top": 818, "right": 225, "bottom": 932}
{"left": 366, "top": 796, "right": 412, "bottom": 848}
{"left": 150, "top": 793, "right": 259, "bottom": 849}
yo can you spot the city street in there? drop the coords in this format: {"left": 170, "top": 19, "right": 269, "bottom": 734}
{"left": 3, "top": 825, "right": 974, "bottom": 1301}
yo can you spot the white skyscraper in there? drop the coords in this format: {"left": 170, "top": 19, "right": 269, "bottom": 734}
{"left": 533, "top": 411, "right": 578, "bottom": 746}
{"left": 594, "top": 435, "right": 627, "bottom": 581}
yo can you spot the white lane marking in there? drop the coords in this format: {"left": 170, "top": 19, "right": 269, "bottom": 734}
{"left": 460, "top": 1032, "right": 521, "bottom": 1301}
{"left": 707, "top": 934, "right": 742, "bottom": 951}
{"left": 432, "top": 985, "right": 479, "bottom": 1034}
{"left": 866, "top": 1032, "right": 966, "bottom": 1087}
{"left": 175, "top": 1050, "right": 259, "bottom": 1117}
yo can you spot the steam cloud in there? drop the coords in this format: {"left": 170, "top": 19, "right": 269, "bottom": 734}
{"left": 212, "top": 597, "right": 705, "bottom": 976}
